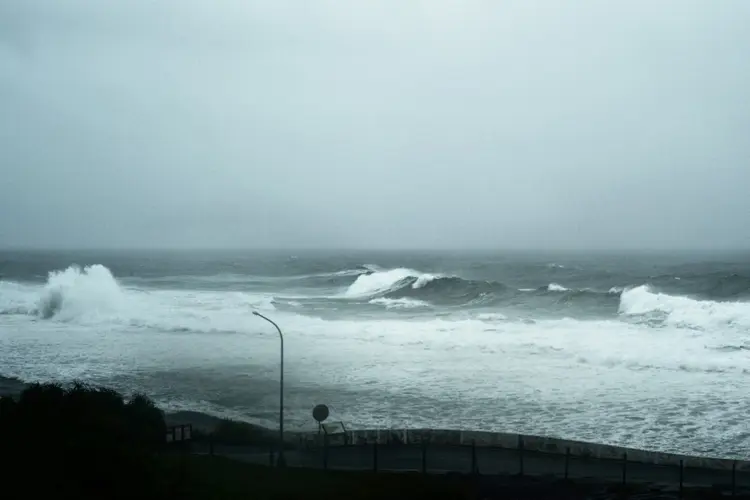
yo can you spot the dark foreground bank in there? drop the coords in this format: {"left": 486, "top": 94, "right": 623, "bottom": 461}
{"left": 2, "top": 380, "right": 749, "bottom": 499}
{"left": 0, "top": 380, "right": 471, "bottom": 499}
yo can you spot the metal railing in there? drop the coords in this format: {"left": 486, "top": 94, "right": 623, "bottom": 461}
{"left": 198, "top": 433, "right": 750, "bottom": 496}
{"left": 165, "top": 424, "right": 193, "bottom": 444}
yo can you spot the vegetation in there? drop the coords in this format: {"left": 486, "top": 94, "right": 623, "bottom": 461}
{"left": 0, "top": 381, "right": 168, "bottom": 498}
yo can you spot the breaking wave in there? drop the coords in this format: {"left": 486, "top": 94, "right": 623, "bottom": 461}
{"left": 0, "top": 265, "right": 276, "bottom": 334}
{"left": 619, "top": 285, "right": 750, "bottom": 330}
{"left": 340, "top": 268, "right": 623, "bottom": 307}
{"left": 336, "top": 267, "right": 750, "bottom": 330}
{"left": 0, "top": 265, "right": 128, "bottom": 321}
{"left": 3, "top": 263, "right": 750, "bottom": 334}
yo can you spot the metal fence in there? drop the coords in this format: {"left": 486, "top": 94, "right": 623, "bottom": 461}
{"left": 166, "top": 424, "right": 193, "bottom": 444}
{"left": 198, "top": 437, "right": 750, "bottom": 496}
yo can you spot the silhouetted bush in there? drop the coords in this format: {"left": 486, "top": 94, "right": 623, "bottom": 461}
{"left": 0, "top": 381, "right": 168, "bottom": 498}
{"left": 127, "top": 392, "right": 167, "bottom": 446}
{"left": 0, "top": 394, "right": 16, "bottom": 418}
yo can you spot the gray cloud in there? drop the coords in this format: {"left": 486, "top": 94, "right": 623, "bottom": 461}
{"left": 1, "top": 0, "right": 749, "bottom": 250}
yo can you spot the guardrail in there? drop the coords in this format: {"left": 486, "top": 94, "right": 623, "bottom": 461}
{"left": 299, "top": 429, "right": 749, "bottom": 472}
{"left": 278, "top": 429, "right": 749, "bottom": 494}
{"left": 186, "top": 427, "right": 750, "bottom": 494}
{"left": 197, "top": 439, "right": 748, "bottom": 496}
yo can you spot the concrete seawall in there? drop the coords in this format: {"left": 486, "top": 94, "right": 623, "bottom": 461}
{"left": 300, "top": 428, "right": 748, "bottom": 472}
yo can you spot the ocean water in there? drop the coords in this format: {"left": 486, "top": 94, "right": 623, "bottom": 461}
{"left": 1, "top": 249, "right": 750, "bottom": 458}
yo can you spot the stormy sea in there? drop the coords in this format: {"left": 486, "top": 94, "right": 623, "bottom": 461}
{"left": 1, "top": 249, "right": 749, "bottom": 458}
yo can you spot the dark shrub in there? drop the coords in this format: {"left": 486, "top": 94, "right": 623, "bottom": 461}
{"left": 126, "top": 392, "right": 167, "bottom": 446}
{"left": 0, "top": 395, "right": 16, "bottom": 417}
{"left": 0, "top": 381, "right": 169, "bottom": 498}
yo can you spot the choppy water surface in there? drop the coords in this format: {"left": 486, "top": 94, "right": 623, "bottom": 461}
{"left": 2, "top": 250, "right": 750, "bottom": 458}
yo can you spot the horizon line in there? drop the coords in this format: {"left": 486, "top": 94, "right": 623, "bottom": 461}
{"left": 0, "top": 246, "right": 749, "bottom": 254}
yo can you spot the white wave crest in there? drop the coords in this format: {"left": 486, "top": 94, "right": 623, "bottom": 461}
{"left": 619, "top": 285, "right": 750, "bottom": 329}
{"left": 547, "top": 283, "right": 568, "bottom": 292}
{"left": 412, "top": 273, "right": 441, "bottom": 289}
{"left": 343, "top": 268, "right": 440, "bottom": 298}
{"left": 343, "top": 268, "right": 416, "bottom": 298}
{"left": 476, "top": 312, "right": 508, "bottom": 321}
{"left": 368, "top": 297, "right": 430, "bottom": 309}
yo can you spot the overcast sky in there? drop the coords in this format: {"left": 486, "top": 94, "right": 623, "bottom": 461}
{"left": 1, "top": 1, "right": 749, "bottom": 250}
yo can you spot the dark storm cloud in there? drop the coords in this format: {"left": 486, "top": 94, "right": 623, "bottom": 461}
{"left": 1, "top": 1, "right": 749, "bottom": 250}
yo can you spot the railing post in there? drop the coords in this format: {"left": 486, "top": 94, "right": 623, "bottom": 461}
{"left": 564, "top": 447, "right": 570, "bottom": 479}
{"left": 269, "top": 446, "right": 275, "bottom": 467}
{"left": 422, "top": 441, "right": 427, "bottom": 474}
{"left": 178, "top": 438, "right": 187, "bottom": 495}
{"left": 373, "top": 441, "right": 378, "bottom": 473}
{"left": 472, "top": 440, "right": 477, "bottom": 475}
{"left": 323, "top": 434, "right": 329, "bottom": 470}
{"left": 209, "top": 434, "right": 214, "bottom": 456}
{"left": 679, "top": 459, "right": 683, "bottom": 498}
{"left": 518, "top": 435, "right": 524, "bottom": 476}
{"left": 621, "top": 453, "right": 627, "bottom": 486}
{"left": 732, "top": 461, "right": 737, "bottom": 497}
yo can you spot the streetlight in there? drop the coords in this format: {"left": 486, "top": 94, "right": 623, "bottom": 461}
{"left": 252, "top": 311, "right": 285, "bottom": 467}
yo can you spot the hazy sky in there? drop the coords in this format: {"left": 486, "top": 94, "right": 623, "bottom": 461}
{"left": 1, "top": 1, "right": 749, "bottom": 250}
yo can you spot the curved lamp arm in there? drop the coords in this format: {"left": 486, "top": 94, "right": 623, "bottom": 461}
{"left": 252, "top": 311, "right": 285, "bottom": 466}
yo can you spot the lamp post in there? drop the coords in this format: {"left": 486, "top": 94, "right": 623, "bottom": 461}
{"left": 252, "top": 311, "right": 285, "bottom": 467}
